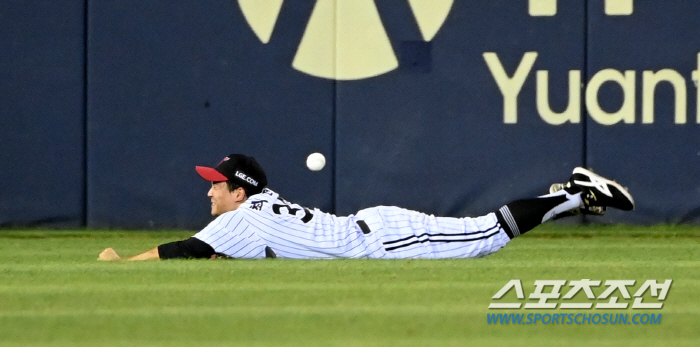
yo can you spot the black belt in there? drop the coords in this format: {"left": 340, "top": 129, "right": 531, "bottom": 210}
{"left": 356, "top": 220, "right": 372, "bottom": 235}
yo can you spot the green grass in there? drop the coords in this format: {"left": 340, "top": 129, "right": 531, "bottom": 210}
{"left": 0, "top": 225, "right": 698, "bottom": 346}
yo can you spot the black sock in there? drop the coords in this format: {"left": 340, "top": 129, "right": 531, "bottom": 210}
{"left": 496, "top": 194, "right": 575, "bottom": 239}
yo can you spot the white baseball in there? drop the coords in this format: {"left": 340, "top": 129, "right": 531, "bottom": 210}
{"left": 306, "top": 152, "right": 326, "bottom": 171}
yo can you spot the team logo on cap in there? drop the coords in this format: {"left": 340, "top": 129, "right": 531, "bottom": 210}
{"left": 235, "top": 171, "right": 259, "bottom": 186}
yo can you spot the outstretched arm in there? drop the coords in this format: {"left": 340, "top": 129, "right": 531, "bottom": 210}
{"left": 97, "top": 238, "right": 216, "bottom": 261}
{"left": 98, "top": 247, "right": 160, "bottom": 261}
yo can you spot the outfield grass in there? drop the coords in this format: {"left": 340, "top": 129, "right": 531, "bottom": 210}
{"left": 0, "top": 225, "right": 698, "bottom": 346}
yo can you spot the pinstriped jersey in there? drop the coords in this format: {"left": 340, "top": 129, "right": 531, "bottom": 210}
{"left": 193, "top": 188, "right": 372, "bottom": 259}
{"left": 193, "top": 188, "right": 511, "bottom": 259}
{"left": 192, "top": 207, "right": 268, "bottom": 258}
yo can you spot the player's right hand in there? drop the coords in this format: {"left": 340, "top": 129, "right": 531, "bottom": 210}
{"left": 98, "top": 248, "right": 122, "bottom": 261}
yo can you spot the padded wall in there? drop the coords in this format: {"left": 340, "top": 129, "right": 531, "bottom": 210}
{"left": 0, "top": 0, "right": 85, "bottom": 227}
{"left": 336, "top": 1, "right": 586, "bottom": 217}
{"left": 87, "top": 0, "right": 334, "bottom": 228}
{"left": 4, "top": 0, "right": 700, "bottom": 228}
{"left": 586, "top": 1, "right": 700, "bottom": 223}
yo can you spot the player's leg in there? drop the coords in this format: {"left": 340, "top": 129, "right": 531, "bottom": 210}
{"left": 494, "top": 185, "right": 583, "bottom": 238}
{"left": 495, "top": 167, "right": 634, "bottom": 239}
{"left": 357, "top": 167, "right": 633, "bottom": 259}
{"left": 357, "top": 205, "right": 511, "bottom": 259}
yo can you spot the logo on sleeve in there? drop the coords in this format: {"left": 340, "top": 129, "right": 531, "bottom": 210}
{"left": 250, "top": 201, "right": 265, "bottom": 211}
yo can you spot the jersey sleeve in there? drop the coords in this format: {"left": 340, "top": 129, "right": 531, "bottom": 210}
{"left": 192, "top": 210, "right": 267, "bottom": 259}
{"left": 157, "top": 237, "right": 215, "bottom": 259}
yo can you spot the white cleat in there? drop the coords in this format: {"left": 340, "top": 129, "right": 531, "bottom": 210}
{"left": 569, "top": 167, "right": 635, "bottom": 211}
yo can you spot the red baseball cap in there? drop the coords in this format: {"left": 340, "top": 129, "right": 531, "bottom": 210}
{"left": 196, "top": 154, "right": 268, "bottom": 195}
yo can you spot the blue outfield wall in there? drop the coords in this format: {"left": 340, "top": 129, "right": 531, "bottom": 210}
{"left": 336, "top": 1, "right": 586, "bottom": 217}
{"left": 0, "top": 1, "right": 86, "bottom": 227}
{"left": 86, "top": 0, "right": 334, "bottom": 228}
{"left": 1, "top": 0, "right": 699, "bottom": 228}
{"left": 586, "top": 1, "right": 700, "bottom": 223}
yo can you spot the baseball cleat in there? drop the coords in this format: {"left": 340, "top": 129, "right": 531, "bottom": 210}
{"left": 568, "top": 167, "right": 635, "bottom": 211}
{"left": 549, "top": 183, "right": 606, "bottom": 218}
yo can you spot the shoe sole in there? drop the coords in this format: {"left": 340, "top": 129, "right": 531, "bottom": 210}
{"left": 572, "top": 167, "right": 635, "bottom": 210}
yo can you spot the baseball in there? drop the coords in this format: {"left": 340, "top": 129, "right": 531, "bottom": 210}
{"left": 306, "top": 152, "right": 326, "bottom": 171}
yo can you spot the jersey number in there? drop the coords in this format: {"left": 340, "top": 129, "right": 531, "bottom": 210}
{"left": 272, "top": 203, "right": 314, "bottom": 223}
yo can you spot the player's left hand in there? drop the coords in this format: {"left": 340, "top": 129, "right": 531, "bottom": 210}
{"left": 98, "top": 248, "right": 122, "bottom": 261}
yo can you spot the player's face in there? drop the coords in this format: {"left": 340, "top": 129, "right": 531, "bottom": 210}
{"left": 208, "top": 181, "right": 240, "bottom": 215}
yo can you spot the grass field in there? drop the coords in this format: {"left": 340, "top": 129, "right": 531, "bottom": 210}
{"left": 0, "top": 225, "right": 698, "bottom": 346}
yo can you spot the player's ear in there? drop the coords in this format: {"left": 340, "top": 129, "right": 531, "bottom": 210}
{"left": 233, "top": 186, "right": 248, "bottom": 202}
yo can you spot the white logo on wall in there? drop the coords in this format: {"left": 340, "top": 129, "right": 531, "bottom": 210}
{"left": 236, "top": 0, "right": 636, "bottom": 81}
{"left": 235, "top": 1, "right": 699, "bottom": 126}
{"left": 485, "top": 0, "right": 700, "bottom": 126}
{"left": 236, "top": 0, "right": 454, "bottom": 80}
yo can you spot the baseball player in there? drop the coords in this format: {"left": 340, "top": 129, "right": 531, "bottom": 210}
{"left": 98, "top": 153, "right": 634, "bottom": 260}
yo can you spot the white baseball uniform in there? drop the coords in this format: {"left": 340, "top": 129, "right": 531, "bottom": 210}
{"left": 193, "top": 188, "right": 511, "bottom": 259}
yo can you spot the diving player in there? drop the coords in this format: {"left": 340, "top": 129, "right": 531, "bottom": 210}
{"left": 98, "top": 154, "right": 634, "bottom": 260}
